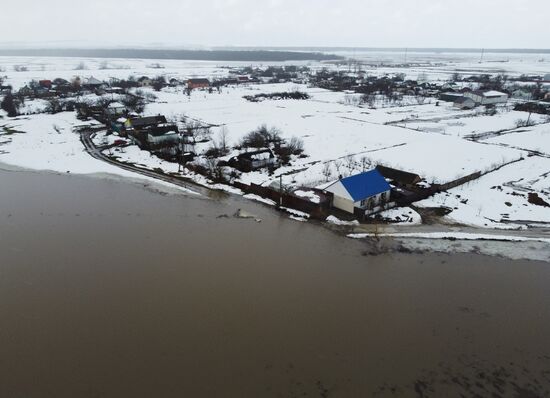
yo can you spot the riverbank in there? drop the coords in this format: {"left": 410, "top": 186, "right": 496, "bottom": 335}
{"left": 2, "top": 111, "right": 550, "bottom": 260}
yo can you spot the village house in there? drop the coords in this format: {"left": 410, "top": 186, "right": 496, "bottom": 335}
{"left": 465, "top": 90, "right": 508, "bottom": 105}
{"left": 82, "top": 76, "right": 105, "bottom": 91}
{"left": 39, "top": 80, "right": 52, "bottom": 89}
{"left": 105, "top": 102, "right": 126, "bottom": 118}
{"left": 124, "top": 115, "right": 181, "bottom": 157}
{"left": 324, "top": 169, "right": 391, "bottom": 215}
{"left": 124, "top": 115, "right": 168, "bottom": 131}
{"left": 169, "top": 78, "right": 181, "bottom": 87}
{"left": 230, "top": 149, "right": 278, "bottom": 171}
{"left": 187, "top": 78, "right": 210, "bottom": 90}
{"left": 138, "top": 76, "right": 152, "bottom": 87}
{"left": 52, "top": 78, "right": 69, "bottom": 87}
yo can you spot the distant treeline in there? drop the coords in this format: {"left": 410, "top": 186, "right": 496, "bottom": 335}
{"left": 243, "top": 91, "right": 311, "bottom": 102}
{"left": 214, "top": 46, "right": 550, "bottom": 54}
{"left": 0, "top": 48, "right": 342, "bottom": 62}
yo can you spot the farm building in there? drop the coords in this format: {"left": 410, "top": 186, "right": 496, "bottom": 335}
{"left": 439, "top": 92, "right": 464, "bottom": 102}
{"left": 324, "top": 170, "right": 391, "bottom": 215}
{"left": 187, "top": 78, "right": 210, "bottom": 90}
{"left": 465, "top": 90, "right": 508, "bottom": 105}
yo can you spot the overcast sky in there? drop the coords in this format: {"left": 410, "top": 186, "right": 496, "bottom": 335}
{"left": 1, "top": 0, "right": 548, "bottom": 49}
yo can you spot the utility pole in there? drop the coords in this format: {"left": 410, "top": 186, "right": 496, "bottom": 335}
{"left": 279, "top": 174, "right": 283, "bottom": 207}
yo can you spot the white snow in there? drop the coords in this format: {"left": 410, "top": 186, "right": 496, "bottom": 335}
{"left": 326, "top": 216, "right": 360, "bottom": 226}
{"left": 377, "top": 207, "right": 422, "bottom": 225}
{"left": 293, "top": 189, "right": 321, "bottom": 203}
{"left": 348, "top": 231, "right": 550, "bottom": 243}
{"left": 417, "top": 155, "right": 550, "bottom": 228}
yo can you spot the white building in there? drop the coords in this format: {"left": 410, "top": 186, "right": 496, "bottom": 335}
{"left": 324, "top": 170, "right": 391, "bottom": 215}
{"left": 465, "top": 90, "right": 508, "bottom": 105}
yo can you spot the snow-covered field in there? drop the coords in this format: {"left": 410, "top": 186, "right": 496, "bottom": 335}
{"left": 398, "top": 109, "right": 548, "bottom": 138}
{"left": 417, "top": 155, "right": 550, "bottom": 228}
{"left": 142, "top": 83, "right": 525, "bottom": 186}
{"left": 484, "top": 123, "right": 550, "bottom": 155}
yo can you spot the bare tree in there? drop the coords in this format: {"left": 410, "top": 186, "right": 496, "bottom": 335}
{"left": 360, "top": 156, "right": 370, "bottom": 172}
{"left": 74, "top": 62, "right": 87, "bottom": 71}
{"left": 322, "top": 162, "right": 332, "bottom": 181}
{"left": 287, "top": 136, "right": 304, "bottom": 155}
{"left": 334, "top": 160, "right": 343, "bottom": 177}
{"left": 216, "top": 126, "right": 230, "bottom": 155}
{"left": 345, "top": 154, "right": 356, "bottom": 172}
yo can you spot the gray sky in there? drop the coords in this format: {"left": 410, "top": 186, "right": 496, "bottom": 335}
{"left": 1, "top": 0, "right": 548, "bottom": 48}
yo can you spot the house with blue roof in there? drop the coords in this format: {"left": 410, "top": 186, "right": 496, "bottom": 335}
{"left": 324, "top": 169, "right": 391, "bottom": 214}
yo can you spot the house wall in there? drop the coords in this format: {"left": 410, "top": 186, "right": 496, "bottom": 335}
{"left": 332, "top": 195, "right": 355, "bottom": 214}
{"left": 454, "top": 99, "right": 475, "bottom": 109}
{"left": 465, "top": 92, "right": 483, "bottom": 103}
{"left": 482, "top": 95, "right": 508, "bottom": 105}
{"left": 354, "top": 190, "right": 390, "bottom": 210}
{"left": 250, "top": 158, "right": 275, "bottom": 169}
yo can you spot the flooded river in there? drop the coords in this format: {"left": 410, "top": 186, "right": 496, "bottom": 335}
{"left": 0, "top": 167, "right": 549, "bottom": 397}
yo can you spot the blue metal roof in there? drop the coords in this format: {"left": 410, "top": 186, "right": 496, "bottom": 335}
{"left": 340, "top": 170, "right": 391, "bottom": 202}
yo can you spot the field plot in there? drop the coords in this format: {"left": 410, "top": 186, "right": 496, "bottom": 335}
{"left": 398, "top": 110, "right": 548, "bottom": 138}
{"left": 417, "top": 155, "right": 550, "bottom": 227}
{"left": 484, "top": 123, "right": 550, "bottom": 155}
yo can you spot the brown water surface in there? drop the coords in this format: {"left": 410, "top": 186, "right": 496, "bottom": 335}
{"left": 0, "top": 168, "right": 549, "bottom": 397}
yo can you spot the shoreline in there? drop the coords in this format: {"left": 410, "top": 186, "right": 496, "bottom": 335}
{"left": 2, "top": 158, "right": 549, "bottom": 262}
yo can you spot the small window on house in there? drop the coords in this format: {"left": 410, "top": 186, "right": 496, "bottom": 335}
{"left": 360, "top": 199, "right": 366, "bottom": 207}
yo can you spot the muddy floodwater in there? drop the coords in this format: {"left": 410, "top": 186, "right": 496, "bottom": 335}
{"left": 0, "top": 167, "right": 549, "bottom": 398}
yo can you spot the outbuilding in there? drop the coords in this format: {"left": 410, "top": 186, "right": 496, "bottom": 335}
{"left": 465, "top": 90, "right": 508, "bottom": 105}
